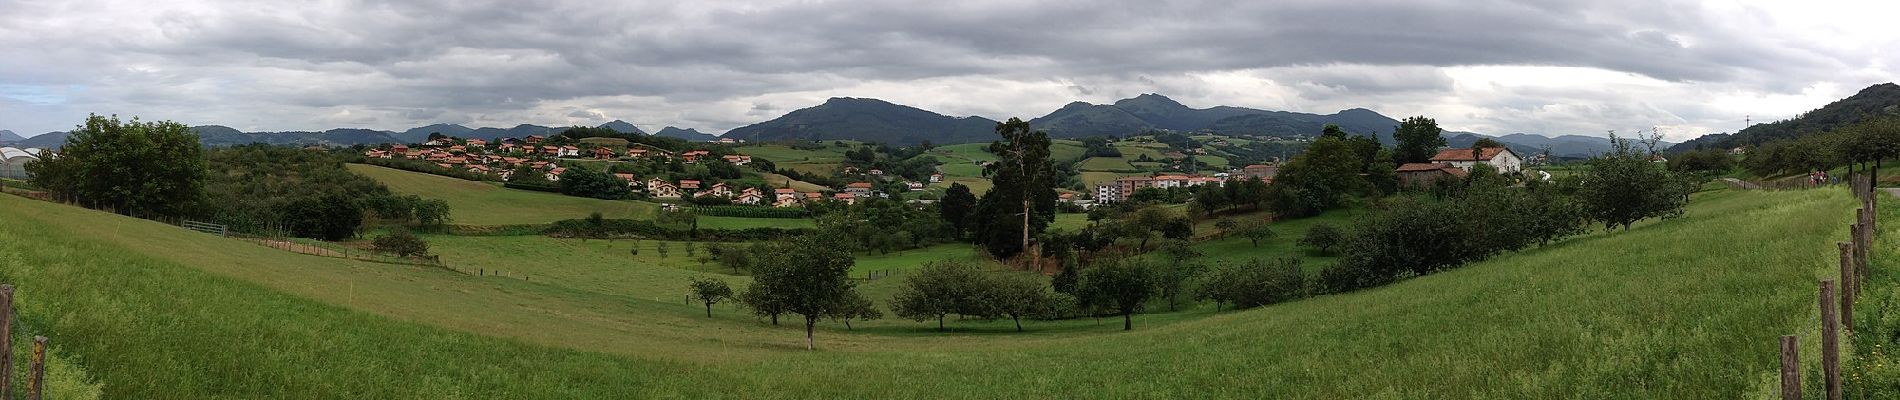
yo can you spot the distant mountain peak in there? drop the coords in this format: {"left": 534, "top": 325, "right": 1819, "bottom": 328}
{"left": 0, "top": 130, "right": 22, "bottom": 142}
{"left": 598, "top": 120, "right": 646, "bottom": 135}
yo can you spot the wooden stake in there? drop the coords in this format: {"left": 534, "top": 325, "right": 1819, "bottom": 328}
{"left": 1782, "top": 335, "right": 1801, "bottom": 400}
{"left": 0, "top": 284, "right": 11, "bottom": 399}
{"left": 26, "top": 336, "right": 44, "bottom": 400}
{"left": 1823, "top": 280, "right": 1841, "bottom": 400}
{"left": 1840, "top": 243, "right": 1855, "bottom": 331}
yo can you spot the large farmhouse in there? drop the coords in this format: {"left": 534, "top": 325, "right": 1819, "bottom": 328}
{"left": 1430, "top": 147, "right": 1523, "bottom": 173}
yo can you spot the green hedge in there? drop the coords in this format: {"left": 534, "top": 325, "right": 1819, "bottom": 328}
{"left": 689, "top": 205, "right": 809, "bottom": 219}
{"left": 545, "top": 218, "right": 811, "bottom": 242}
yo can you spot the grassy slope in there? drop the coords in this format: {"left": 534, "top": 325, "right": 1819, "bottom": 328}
{"left": 0, "top": 187, "right": 1859, "bottom": 398}
{"left": 347, "top": 163, "right": 657, "bottom": 225}
{"left": 352, "top": 163, "right": 815, "bottom": 229}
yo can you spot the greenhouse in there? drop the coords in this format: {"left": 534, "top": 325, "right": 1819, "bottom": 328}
{"left": 0, "top": 147, "right": 41, "bottom": 180}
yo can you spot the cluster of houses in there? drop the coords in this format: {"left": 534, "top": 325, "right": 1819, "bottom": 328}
{"left": 1092, "top": 163, "right": 1279, "bottom": 203}
{"left": 360, "top": 135, "right": 752, "bottom": 182}
{"left": 1091, "top": 147, "right": 1527, "bottom": 203}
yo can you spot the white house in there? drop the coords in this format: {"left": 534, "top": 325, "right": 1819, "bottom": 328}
{"left": 1429, "top": 147, "right": 1523, "bottom": 173}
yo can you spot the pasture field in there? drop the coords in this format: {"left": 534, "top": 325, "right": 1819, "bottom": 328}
{"left": 352, "top": 163, "right": 818, "bottom": 230}
{"left": 0, "top": 186, "right": 1864, "bottom": 398}
{"left": 347, "top": 163, "right": 657, "bottom": 224}
{"left": 1079, "top": 156, "right": 1137, "bottom": 171}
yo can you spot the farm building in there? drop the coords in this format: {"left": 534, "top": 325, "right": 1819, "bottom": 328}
{"left": 1396, "top": 162, "right": 1469, "bottom": 188}
{"left": 1, "top": 147, "right": 42, "bottom": 180}
{"left": 1430, "top": 147, "right": 1523, "bottom": 173}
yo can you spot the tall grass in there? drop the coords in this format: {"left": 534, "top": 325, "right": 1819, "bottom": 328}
{"left": 0, "top": 187, "right": 1863, "bottom": 398}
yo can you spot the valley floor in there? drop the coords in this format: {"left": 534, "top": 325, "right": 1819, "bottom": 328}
{"left": 0, "top": 187, "right": 1861, "bottom": 398}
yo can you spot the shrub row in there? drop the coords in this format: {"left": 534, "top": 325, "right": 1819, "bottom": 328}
{"left": 689, "top": 205, "right": 809, "bottom": 219}
{"left": 545, "top": 218, "right": 813, "bottom": 242}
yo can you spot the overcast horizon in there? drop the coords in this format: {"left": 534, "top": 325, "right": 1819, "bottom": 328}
{"left": 3, "top": 0, "right": 1897, "bottom": 141}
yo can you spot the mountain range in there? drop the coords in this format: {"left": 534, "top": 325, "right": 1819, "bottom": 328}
{"left": 0, "top": 130, "right": 23, "bottom": 143}
{"left": 4, "top": 93, "right": 1697, "bottom": 158}
{"left": 5, "top": 120, "right": 702, "bottom": 150}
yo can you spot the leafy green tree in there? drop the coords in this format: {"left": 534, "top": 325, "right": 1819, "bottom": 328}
{"left": 656, "top": 241, "right": 671, "bottom": 259}
{"left": 689, "top": 278, "right": 734, "bottom": 318}
{"left": 29, "top": 114, "right": 207, "bottom": 217}
{"left": 1238, "top": 219, "right": 1276, "bottom": 247}
{"left": 971, "top": 118, "right": 1059, "bottom": 259}
{"left": 1298, "top": 224, "right": 1344, "bottom": 254}
{"left": 1213, "top": 218, "right": 1238, "bottom": 238}
{"left": 1077, "top": 259, "right": 1156, "bottom": 331}
{"left": 1577, "top": 131, "right": 1692, "bottom": 231}
{"left": 891, "top": 261, "right": 988, "bottom": 330}
{"left": 1154, "top": 240, "right": 1206, "bottom": 311}
{"left": 558, "top": 167, "right": 632, "bottom": 200}
{"left": 276, "top": 193, "right": 364, "bottom": 240}
{"left": 939, "top": 182, "right": 978, "bottom": 238}
{"left": 986, "top": 274, "right": 1057, "bottom": 331}
{"left": 1393, "top": 116, "right": 1447, "bottom": 164}
{"left": 742, "top": 234, "right": 865, "bottom": 349}
{"left": 413, "top": 198, "right": 451, "bottom": 229}
{"left": 1268, "top": 127, "right": 1374, "bottom": 217}
{"left": 1200, "top": 258, "right": 1307, "bottom": 309}
{"left": 827, "top": 291, "right": 882, "bottom": 330}
{"left": 372, "top": 228, "right": 430, "bottom": 258}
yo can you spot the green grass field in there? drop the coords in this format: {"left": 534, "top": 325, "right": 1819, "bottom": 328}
{"left": 351, "top": 164, "right": 820, "bottom": 230}
{"left": 348, "top": 163, "right": 658, "bottom": 225}
{"left": 1079, "top": 156, "right": 1137, "bottom": 171}
{"left": 0, "top": 186, "right": 1865, "bottom": 398}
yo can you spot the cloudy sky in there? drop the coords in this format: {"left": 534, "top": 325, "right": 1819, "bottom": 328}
{"left": 1, "top": 0, "right": 1895, "bottom": 141}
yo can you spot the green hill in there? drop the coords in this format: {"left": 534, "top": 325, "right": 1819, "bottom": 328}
{"left": 0, "top": 181, "right": 1869, "bottom": 397}
{"left": 1670, "top": 82, "right": 1900, "bottom": 152}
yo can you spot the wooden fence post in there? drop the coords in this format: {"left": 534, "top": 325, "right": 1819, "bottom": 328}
{"left": 1783, "top": 335, "right": 1802, "bottom": 400}
{"left": 1840, "top": 243, "right": 1855, "bottom": 331}
{"left": 0, "top": 284, "right": 11, "bottom": 399}
{"left": 1823, "top": 280, "right": 1842, "bottom": 400}
{"left": 26, "top": 336, "right": 44, "bottom": 400}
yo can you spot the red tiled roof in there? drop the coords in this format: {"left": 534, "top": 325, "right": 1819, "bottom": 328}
{"left": 847, "top": 182, "right": 873, "bottom": 188}
{"left": 1430, "top": 147, "right": 1509, "bottom": 162}
{"left": 775, "top": 188, "right": 796, "bottom": 194}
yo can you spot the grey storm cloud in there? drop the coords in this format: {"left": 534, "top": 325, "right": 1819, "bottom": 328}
{"left": 0, "top": 0, "right": 1891, "bottom": 139}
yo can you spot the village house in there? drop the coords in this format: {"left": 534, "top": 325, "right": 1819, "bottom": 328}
{"left": 1238, "top": 164, "right": 1278, "bottom": 181}
{"left": 905, "top": 181, "right": 925, "bottom": 191}
{"left": 1396, "top": 162, "right": 1469, "bottom": 188}
{"left": 647, "top": 178, "right": 680, "bottom": 198}
{"left": 868, "top": 169, "right": 884, "bottom": 176}
{"left": 625, "top": 147, "right": 649, "bottom": 158}
{"left": 722, "top": 154, "right": 752, "bottom": 165}
{"left": 524, "top": 135, "right": 545, "bottom": 144}
{"left": 736, "top": 190, "right": 766, "bottom": 205}
{"left": 614, "top": 173, "right": 638, "bottom": 189}
{"left": 466, "top": 139, "right": 488, "bottom": 147}
{"left": 544, "top": 167, "right": 567, "bottom": 181}
{"left": 929, "top": 172, "right": 943, "bottom": 183}
{"left": 558, "top": 146, "right": 581, "bottom": 158}
{"left": 681, "top": 150, "right": 711, "bottom": 163}
{"left": 593, "top": 147, "right": 617, "bottom": 159}
{"left": 716, "top": 137, "right": 739, "bottom": 144}
{"left": 844, "top": 182, "right": 874, "bottom": 196}
{"left": 833, "top": 192, "right": 856, "bottom": 205}
{"left": 773, "top": 188, "right": 802, "bottom": 208}
{"left": 679, "top": 180, "right": 702, "bottom": 191}
{"left": 705, "top": 182, "right": 733, "bottom": 198}
{"left": 1429, "top": 147, "right": 1523, "bottom": 173}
